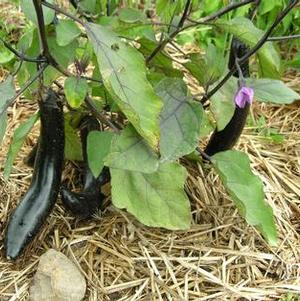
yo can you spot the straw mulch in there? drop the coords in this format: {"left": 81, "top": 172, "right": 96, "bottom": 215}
{"left": 0, "top": 75, "right": 299, "bottom": 301}
{"left": 0, "top": 2, "right": 300, "bottom": 301}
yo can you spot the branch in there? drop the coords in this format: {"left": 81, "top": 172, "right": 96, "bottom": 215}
{"left": 146, "top": 0, "right": 256, "bottom": 64}
{"left": 190, "top": 0, "right": 255, "bottom": 24}
{"left": 201, "top": 0, "right": 298, "bottom": 103}
{"left": 0, "top": 64, "right": 49, "bottom": 117}
{"left": 85, "top": 96, "right": 121, "bottom": 132}
{"left": 0, "top": 37, "right": 46, "bottom": 63}
{"left": 32, "top": 0, "right": 51, "bottom": 59}
{"left": 178, "top": 0, "right": 192, "bottom": 28}
{"left": 33, "top": 0, "right": 70, "bottom": 73}
{"left": 268, "top": 33, "right": 300, "bottom": 41}
{"left": 146, "top": 0, "right": 192, "bottom": 65}
{"left": 41, "top": 0, "right": 84, "bottom": 25}
{"left": 196, "top": 147, "right": 211, "bottom": 162}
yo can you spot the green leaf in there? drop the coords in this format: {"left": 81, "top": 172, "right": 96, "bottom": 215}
{"left": 104, "top": 125, "right": 159, "bottom": 173}
{"left": 98, "top": 16, "right": 155, "bottom": 41}
{"left": 247, "top": 78, "right": 300, "bottom": 104}
{"left": 215, "top": 17, "right": 281, "bottom": 78}
{"left": 64, "top": 117, "right": 83, "bottom": 161}
{"left": 85, "top": 23, "right": 162, "bottom": 149}
{"left": 212, "top": 150, "right": 278, "bottom": 246}
{"left": 119, "top": 8, "right": 145, "bottom": 23}
{"left": 3, "top": 113, "right": 39, "bottom": 179}
{"left": 48, "top": 37, "right": 78, "bottom": 68}
{"left": 184, "top": 45, "right": 226, "bottom": 87}
{"left": 156, "top": 0, "right": 184, "bottom": 23}
{"left": 210, "top": 77, "right": 237, "bottom": 131}
{"left": 0, "top": 76, "right": 15, "bottom": 144}
{"left": 78, "top": 0, "right": 96, "bottom": 13}
{"left": 199, "top": 111, "right": 214, "bottom": 138}
{"left": 56, "top": 19, "right": 81, "bottom": 47}
{"left": 64, "top": 77, "right": 88, "bottom": 108}
{"left": 0, "top": 114, "right": 7, "bottom": 145}
{"left": 155, "top": 78, "right": 203, "bottom": 162}
{"left": 87, "top": 131, "right": 113, "bottom": 178}
{"left": 288, "top": 52, "right": 300, "bottom": 69}
{"left": 0, "top": 44, "right": 15, "bottom": 64}
{"left": 111, "top": 162, "right": 191, "bottom": 230}
{"left": 138, "top": 38, "right": 183, "bottom": 78}
{"left": 0, "top": 75, "right": 15, "bottom": 108}
{"left": 20, "top": 0, "right": 55, "bottom": 26}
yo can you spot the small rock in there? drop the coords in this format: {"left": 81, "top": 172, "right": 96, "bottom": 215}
{"left": 30, "top": 249, "right": 86, "bottom": 301}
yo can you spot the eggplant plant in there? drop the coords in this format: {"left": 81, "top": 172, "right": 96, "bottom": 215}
{"left": 0, "top": 0, "right": 300, "bottom": 258}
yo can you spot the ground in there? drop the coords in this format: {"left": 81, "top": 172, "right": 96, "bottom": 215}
{"left": 0, "top": 77, "right": 299, "bottom": 300}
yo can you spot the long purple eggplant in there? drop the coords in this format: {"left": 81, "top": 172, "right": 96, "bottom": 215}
{"left": 5, "top": 89, "right": 65, "bottom": 260}
{"left": 205, "top": 38, "right": 250, "bottom": 156}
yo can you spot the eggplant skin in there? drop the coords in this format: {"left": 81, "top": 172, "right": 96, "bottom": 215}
{"left": 5, "top": 89, "right": 64, "bottom": 260}
{"left": 205, "top": 38, "right": 250, "bottom": 156}
{"left": 60, "top": 116, "right": 106, "bottom": 219}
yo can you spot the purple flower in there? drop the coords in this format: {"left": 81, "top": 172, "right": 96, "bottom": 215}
{"left": 234, "top": 86, "right": 254, "bottom": 108}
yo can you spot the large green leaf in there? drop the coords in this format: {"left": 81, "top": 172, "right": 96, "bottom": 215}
{"left": 155, "top": 78, "right": 203, "bottom": 162}
{"left": 104, "top": 125, "right": 159, "bottom": 173}
{"left": 0, "top": 76, "right": 15, "bottom": 145}
{"left": 215, "top": 17, "right": 281, "bottom": 78}
{"left": 111, "top": 162, "right": 191, "bottom": 230}
{"left": 184, "top": 45, "right": 226, "bottom": 88}
{"left": 85, "top": 23, "right": 162, "bottom": 149}
{"left": 3, "top": 113, "right": 39, "bottom": 179}
{"left": 56, "top": 19, "right": 81, "bottom": 47}
{"left": 138, "top": 38, "right": 183, "bottom": 78}
{"left": 64, "top": 77, "right": 88, "bottom": 108}
{"left": 212, "top": 150, "right": 278, "bottom": 246}
{"left": 98, "top": 16, "right": 155, "bottom": 41}
{"left": 87, "top": 131, "right": 114, "bottom": 178}
{"left": 20, "top": 0, "right": 55, "bottom": 26}
{"left": 210, "top": 77, "right": 237, "bottom": 131}
{"left": 247, "top": 78, "right": 300, "bottom": 104}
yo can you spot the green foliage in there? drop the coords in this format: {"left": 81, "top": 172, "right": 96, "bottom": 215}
{"left": 85, "top": 23, "right": 163, "bottom": 149}
{"left": 64, "top": 116, "right": 83, "bottom": 161}
{"left": 215, "top": 17, "right": 281, "bottom": 78}
{"left": 0, "top": 44, "right": 15, "bottom": 64}
{"left": 210, "top": 78, "right": 236, "bottom": 131}
{"left": 111, "top": 162, "right": 191, "bottom": 230}
{"left": 184, "top": 44, "right": 226, "bottom": 88}
{"left": 247, "top": 78, "right": 300, "bottom": 104}
{"left": 156, "top": 0, "right": 184, "bottom": 24}
{"left": 0, "top": 76, "right": 15, "bottom": 145}
{"left": 138, "top": 38, "right": 183, "bottom": 78}
{"left": 87, "top": 130, "right": 113, "bottom": 178}
{"left": 1, "top": 0, "right": 299, "bottom": 244}
{"left": 104, "top": 125, "right": 159, "bottom": 173}
{"left": 20, "top": 0, "right": 55, "bottom": 26}
{"left": 64, "top": 77, "right": 88, "bottom": 108}
{"left": 4, "top": 113, "right": 39, "bottom": 179}
{"left": 248, "top": 116, "right": 285, "bottom": 144}
{"left": 212, "top": 150, "right": 278, "bottom": 246}
{"left": 56, "top": 19, "right": 81, "bottom": 47}
{"left": 155, "top": 78, "right": 203, "bottom": 162}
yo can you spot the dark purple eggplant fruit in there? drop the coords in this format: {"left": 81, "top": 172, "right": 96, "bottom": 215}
{"left": 205, "top": 38, "right": 250, "bottom": 156}
{"left": 5, "top": 89, "right": 65, "bottom": 260}
{"left": 60, "top": 116, "right": 108, "bottom": 219}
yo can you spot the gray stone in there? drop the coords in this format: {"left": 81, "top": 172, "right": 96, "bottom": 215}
{"left": 30, "top": 249, "right": 86, "bottom": 301}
